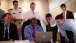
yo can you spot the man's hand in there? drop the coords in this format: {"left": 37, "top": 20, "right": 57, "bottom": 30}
{"left": 13, "top": 18, "right": 23, "bottom": 21}
{"left": 65, "top": 38, "right": 69, "bottom": 42}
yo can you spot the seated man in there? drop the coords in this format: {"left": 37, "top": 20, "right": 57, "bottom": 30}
{"left": 24, "top": 17, "right": 43, "bottom": 41}
{"left": 55, "top": 14, "right": 76, "bottom": 43}
{"left": 22, "top": 18, "right": 41, "bottom": 40}
{"left": 42, "top": 13, "right": 58, "bottom": 43}
{"left": 0, "top": 13, "right": 19, "bottom": 41}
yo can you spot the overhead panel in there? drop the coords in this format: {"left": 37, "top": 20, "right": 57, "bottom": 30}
{"left": 49, "top": 0, "right": 70, "bottom": 10}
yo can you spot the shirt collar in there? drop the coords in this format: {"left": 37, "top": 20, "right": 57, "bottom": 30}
{"left": 31, "top": 10, "right": 35, "bottom": 12}
{"left": 4, "top": 23, "right": 10, "bottom": 27}
{"left": 30, "top": 24, "right": 38, "bottom": 29}
{"left": 13, "top": 7, "right": 18, "bottom": 10}
{"left": 63, "top": 10, "right": 67, "bottom": 13}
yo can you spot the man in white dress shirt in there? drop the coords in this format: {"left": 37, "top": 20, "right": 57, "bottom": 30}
{"left": 22, "top": 2, "right": 41, "bottom": 40}
{"left": 9, "top": 0, "right": 24, "bottom": 40}
{"left": 42, "top": 13, "right": 58, "bottom": 43}
{"left": 24, "top": 2, "right": 40, "bottom": 21}
{"left": 55, "top": 14, "right": 76, "bottom": 43}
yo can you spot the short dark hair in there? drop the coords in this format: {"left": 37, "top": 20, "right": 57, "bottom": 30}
{"left": 4, "top": 13, "right": 11, "bottom": 17}
{"left": 45, "top": 13, "right": 52, "bottom": 18}
{"left": 31, "top": 17, "right": 37, "bottom": 22}
{"left": 60, "top": 4, "right": 66, "bottom": 8}
{"left": 55, "top": 14, "right": 64, "bottom": 20}
{"left": 13, "top": 0, "right": 18, "bottom": 4}
{"left": 30, "top": 2, "right": 36, "bottom": 6}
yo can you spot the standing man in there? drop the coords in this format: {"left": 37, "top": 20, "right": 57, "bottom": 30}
{"left": 0, "top": 2, "right": 5, "bottom": 23}
{"left": 22, "top": 2, "right": 42, "bottom": 40}
{"left": 60, "top": 4, "right": 74, "bottom": 19}
{"left": 42, "top": 13, "right": 58, "bottom": 43}
{"left": 0, "top": 13, "right": 19, "bottom": 41}
{"left": 24, "top": 2, "right": 40, "bottom": 21}
{"left": 24, "top": 17, "right": 43, "bottom": 40}
{"left": 8, "top": 0, "right": 24, "bottom": 40}
{"left": 55, "top": 14, "right": 76, "bottom": 43}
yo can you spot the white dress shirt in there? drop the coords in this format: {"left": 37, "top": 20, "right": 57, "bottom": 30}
{"left": 9, "top": 8, "right": 24, "bottom": 19}
{"left": 57, "top": 19, "right": 76, "bottom": 39}
{"left": 42, "top": 18, "right": 56, "bottom": 27}
{"left": 63, "top": 10, "right": 67, "bottom": 19}
{"left": 24, "top": 10, "right": 40, "bottom": 21}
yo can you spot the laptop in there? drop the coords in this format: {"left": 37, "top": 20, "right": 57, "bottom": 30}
{"left": 35, "top": 32, "right": 52, "bottom": 42}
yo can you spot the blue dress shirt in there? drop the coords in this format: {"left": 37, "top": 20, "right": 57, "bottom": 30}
{"left": 24, "top": 24, "right": 43, "bottom": 40}
{"left": 57, "top": 19, "right": 76, "bottom": 39}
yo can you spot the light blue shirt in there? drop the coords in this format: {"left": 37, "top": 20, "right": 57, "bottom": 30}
{"left": 57, "top": 19, "right": 76, "bottom": 39}
{"left": 24, "top": 24, "right": 43, "bottom": 40}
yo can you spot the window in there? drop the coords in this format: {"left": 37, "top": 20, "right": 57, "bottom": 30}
{"left": 74, "top": 12, "right": 76, "bottom": 19}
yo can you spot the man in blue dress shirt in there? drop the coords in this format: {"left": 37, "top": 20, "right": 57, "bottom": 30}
{"left": 24, "top": 17, "right": 43, "bottom": 41}
{"left": 55, "top": 14, "right": 76, "bottom": 43}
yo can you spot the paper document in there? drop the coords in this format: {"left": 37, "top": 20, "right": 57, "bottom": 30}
{"left": 14, "top": 40, "right": 29, "bottom": 43}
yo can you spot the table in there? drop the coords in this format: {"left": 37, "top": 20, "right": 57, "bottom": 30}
{"left": 0, "top": 41, "right": 35, "bottom": 43}
{"left": 0, "top": 41, "right": 14, "bottom": 43}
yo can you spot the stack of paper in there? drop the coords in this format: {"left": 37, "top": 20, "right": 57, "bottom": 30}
{"left": 14, "top": 40, "right": 29, "bottom": 43}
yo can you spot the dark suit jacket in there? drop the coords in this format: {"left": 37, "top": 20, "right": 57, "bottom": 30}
{"left": 0, "top": 23, "right": 19, "bottom": 41}
{"left": 22, "top": 19, "right": 42, "bottom": 40}
{"left": 61, "top": 10, "right": 74, "bottom": 19}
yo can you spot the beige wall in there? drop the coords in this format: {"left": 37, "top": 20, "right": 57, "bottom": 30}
{"left": 49, "top": 0, "right": 76, "bottom": 18}
{"left": 0, "top": 0, "right": 49, "bottom": 31}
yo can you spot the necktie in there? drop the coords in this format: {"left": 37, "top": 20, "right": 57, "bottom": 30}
{"left": 63, "top": 12, "right": 66, "bottom": 19}
{"left": 32, "top": 11, "right": 34, "bottom": 14}
{"left": 33, "top": 27, "right": 36, "bottom": 38}
{"left": 48, "top": 23, "right": 51, "bottom": 31}
{"left": 5, "top": 25, "right": 8, "bottom": 40}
